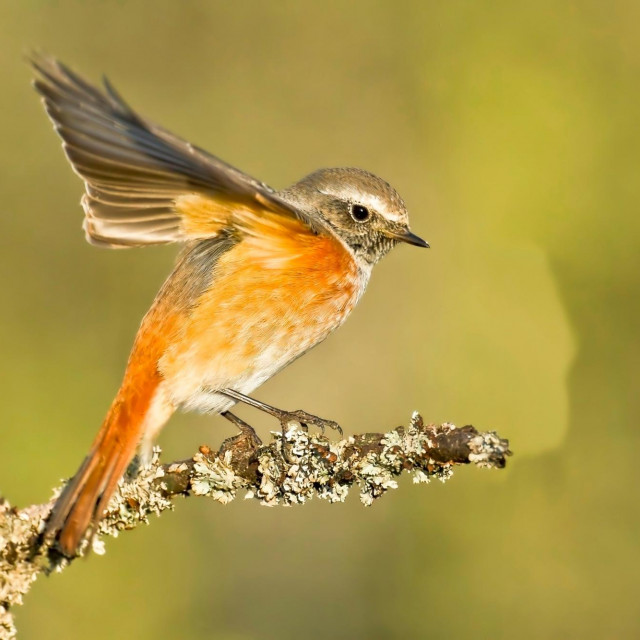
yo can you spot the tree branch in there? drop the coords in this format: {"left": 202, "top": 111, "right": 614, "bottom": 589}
{"left": 0, "top": 413, "right": 511, "bottom": 640}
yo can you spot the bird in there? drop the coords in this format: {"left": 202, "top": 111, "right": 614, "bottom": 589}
{"left": 31, "top": 54, "right": 429, "bottom": 557}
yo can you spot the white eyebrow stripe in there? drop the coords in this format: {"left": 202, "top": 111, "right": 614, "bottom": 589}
{"left": 316, "top": 187, "right": 405, "bottom": 223}
{"left": 358, "top": 193, "right": 404, "bottom": 222}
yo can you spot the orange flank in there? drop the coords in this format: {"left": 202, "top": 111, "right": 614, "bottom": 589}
{"left": 160, "top": 201, "right": 363, "bottom": 408}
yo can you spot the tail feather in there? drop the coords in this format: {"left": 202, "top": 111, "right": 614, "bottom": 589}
{"left": 45, "top": 264, "right": 180, "bottom": 557}
{"left": 45, "top": 453, "right": 100, "bottom": 548}
{"left": 46, "top": 404, "right": 140, "bottom": 556}
{"left": 46, "top": 375, "right": 171, "bottom": 557}
{"left": 55, "top": 454, "right": 114, "bottom": 555}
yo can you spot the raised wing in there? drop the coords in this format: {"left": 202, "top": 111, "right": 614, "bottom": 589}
{"left": 31, "top": 54, "right": 306, "bottom": 248}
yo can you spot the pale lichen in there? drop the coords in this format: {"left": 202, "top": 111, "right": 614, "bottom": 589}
{"left": 189, "top": 449, "right": 241, "bottom": 504}
{"left": 0, "top": 414, "right": 511, "bottom": 640}
{"left": 468, "top": 432, "right": 510, "bottom": 468}
{"left": 0, "top": 498, "right": 51, "bottom": 640}
{"left": 96, "top": 447, "right": 174, "bottom": 540}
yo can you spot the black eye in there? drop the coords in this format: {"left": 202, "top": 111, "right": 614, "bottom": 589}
{"left": 351, "top": 204, "right": 370, "bottom": 222}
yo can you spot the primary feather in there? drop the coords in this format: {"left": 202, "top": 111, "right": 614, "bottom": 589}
{"left": 31, "top": 53, "right": 303, "bottom": 247}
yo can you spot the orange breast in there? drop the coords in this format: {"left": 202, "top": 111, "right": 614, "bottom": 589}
{"left": 159, "top": 214, "right": 364, "bottom": 406}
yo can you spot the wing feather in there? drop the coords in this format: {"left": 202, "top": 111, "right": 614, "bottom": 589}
{"left": 31, "top": 53, "right": 306, "bottom": 248}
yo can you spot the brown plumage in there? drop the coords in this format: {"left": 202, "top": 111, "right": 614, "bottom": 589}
{"left": 32, "top": 54, "right": 428, "bottom": 556}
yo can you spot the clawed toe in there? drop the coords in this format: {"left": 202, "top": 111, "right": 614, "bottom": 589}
{"left": 281, "top": 410, "right": 343, "bottom": 437}
{"left": 219, "top": 389, "right": 343, "bottom": 439}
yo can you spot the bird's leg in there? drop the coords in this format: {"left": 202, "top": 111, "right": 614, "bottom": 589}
{"left": 220, "top": 388, "right": 343, "bottom": 436}
{"left": 125, "top": 455, "right": 142, "bottom": 480}
{"left": 221, "top": 410, "right": 262, "bottom": 446}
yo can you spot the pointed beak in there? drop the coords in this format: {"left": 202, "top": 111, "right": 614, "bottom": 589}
{"left": 389, "top": 229, "right": 430, "bottom": 248}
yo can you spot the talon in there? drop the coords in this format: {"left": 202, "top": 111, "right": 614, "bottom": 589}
{"left": 283, "top": 410, "right": 343, "bottom": 437}
{"left": 282, "top": 416, "right": 308, "bottom": 432}
{"left": 219, "top": 390, "right": 343, "bottom": 439}
{"left": 329, "top": 421, "right": 343, "bottom": 437}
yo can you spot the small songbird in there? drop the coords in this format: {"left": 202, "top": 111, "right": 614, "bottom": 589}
{"left": 32, "top": 54, "right": 429, "bottom": 557}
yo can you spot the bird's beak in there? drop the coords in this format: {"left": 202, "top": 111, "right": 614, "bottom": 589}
{"left": 389, "top": 228, "right": 430, "bottom": 248}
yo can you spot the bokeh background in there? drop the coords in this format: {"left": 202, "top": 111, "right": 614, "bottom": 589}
{"left": 1, "top": 1, "right": 638, "bottom": 638}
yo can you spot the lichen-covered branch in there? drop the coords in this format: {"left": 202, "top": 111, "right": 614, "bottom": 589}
{"left": 0, "top": 413, "right": 510, "bottom": 640}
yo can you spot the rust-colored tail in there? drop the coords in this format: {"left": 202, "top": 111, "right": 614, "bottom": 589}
{"left": 44, "top": 252, "right": 190, "bottom": 556}
{"left": 45, "top": 398, "right": 145, "bottom": 556}
{"left": 45, "top": 358, "right": 169, "bottom": 556}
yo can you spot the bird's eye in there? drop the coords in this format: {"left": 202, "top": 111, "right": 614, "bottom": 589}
{"left": 351, "top": 204, "right": 371, "bottom": 222}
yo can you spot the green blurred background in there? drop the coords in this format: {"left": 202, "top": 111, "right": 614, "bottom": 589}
{"left": 1, "top": 1, "right": 638, "bottom": 638}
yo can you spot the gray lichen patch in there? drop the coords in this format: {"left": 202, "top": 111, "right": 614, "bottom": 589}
{"left": 189, "top": 449, "right": 244, "bottom": 503}
{"left": 255, "top": 425, "right": 342, "bottom": 506}
{"left": 468, "top": 432, "right": 511, "bottom": 469}
{"left": 98, "top": 447, "right": 174, "bottom": 540}
{"left": 1, "top": 498, "right": 52, "bottom": 639}
{"left": 355, "top": 413, "right": 449, "bottom": 505}
{"left": 246, "top": 414, "right": 487, "bottom": 508}
{"left": 0, "top": 414, "right": 511, "bottom": 640}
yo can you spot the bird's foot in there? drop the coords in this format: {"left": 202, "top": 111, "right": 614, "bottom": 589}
{"left": 276, "top": 409, "right": 343, "bottom": 437}
{"left": 221, "top": 411, "right": 262, "bottom": 447}
{"left": 219, "top": 388, "right": 343, "bottom": 438}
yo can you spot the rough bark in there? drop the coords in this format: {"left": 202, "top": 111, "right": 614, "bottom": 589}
{"left": 0, "top": 413, "right": 511, "bottom": 640}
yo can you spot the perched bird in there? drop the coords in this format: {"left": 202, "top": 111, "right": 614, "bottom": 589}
{"left": 31, "top": 54, "right": 428, "bottom": 557}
